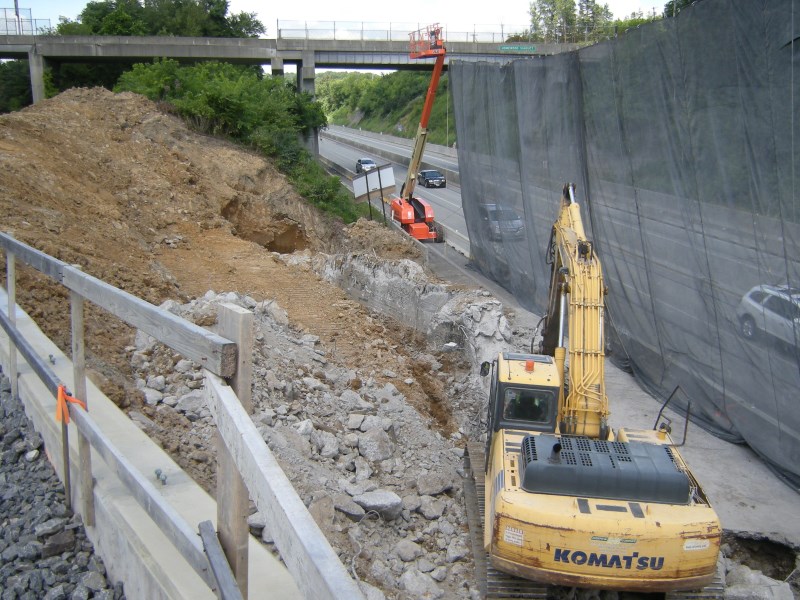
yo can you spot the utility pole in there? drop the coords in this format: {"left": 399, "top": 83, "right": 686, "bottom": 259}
{"left": 14, "top": 0, "right": 21, "bottom": 34}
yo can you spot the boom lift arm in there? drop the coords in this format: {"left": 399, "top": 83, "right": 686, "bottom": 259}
{"left": 401, "top": 24, "right": 446, "bottom": 202}
{"left": 389, "top": 24, "right": 446, "bottom": 243}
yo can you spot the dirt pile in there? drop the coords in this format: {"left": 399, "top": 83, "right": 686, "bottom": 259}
{"left": 0, "top": 87, "right": 433, "bottom": 409}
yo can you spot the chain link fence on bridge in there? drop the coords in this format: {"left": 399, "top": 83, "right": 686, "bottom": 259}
{"left": 1, "top": 8, "right": 50, "bottom": 35}
{"left": 276, "top": 19, "right": 660, "bottom": 45}
{"left": 276, "top": 20, "right": 530, "bottom": 43}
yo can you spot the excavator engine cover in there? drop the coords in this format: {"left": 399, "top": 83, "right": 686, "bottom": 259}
{"left": 520, "top": 434, "right": 691, "bottom": 504}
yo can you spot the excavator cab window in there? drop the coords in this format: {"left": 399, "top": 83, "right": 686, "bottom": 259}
{"left": 502, "top": 387, "right": 552, "bottom": 424}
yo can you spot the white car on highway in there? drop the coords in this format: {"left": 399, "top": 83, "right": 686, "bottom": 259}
{"left": 736, "top": 284, "right": 800, "bottom": 347}
{"left": 356, "top": 158, "right": 377, "bottom": 173}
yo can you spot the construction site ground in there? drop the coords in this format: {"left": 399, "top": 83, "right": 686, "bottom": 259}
{"left": 1, "top": 88, "right": 798, "bottom": 599}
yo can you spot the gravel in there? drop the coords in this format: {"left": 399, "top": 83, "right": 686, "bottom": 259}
{"left": 0, "top": 373, "right": 124, "bottom": 600}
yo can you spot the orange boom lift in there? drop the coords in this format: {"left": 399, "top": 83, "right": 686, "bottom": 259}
{"left": 390, "top": 24, "right": 446, "bottom": 243}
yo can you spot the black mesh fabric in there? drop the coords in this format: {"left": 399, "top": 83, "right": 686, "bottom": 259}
{"left": 451, "top": 0, "right": 799, "bottom": 484}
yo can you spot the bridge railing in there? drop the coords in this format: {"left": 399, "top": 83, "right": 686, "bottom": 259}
{"left": 276, "top": 19, "right": 530, "bottom": 43}
{"left": 0, "top": 8, "right": 50, "bottom": 35}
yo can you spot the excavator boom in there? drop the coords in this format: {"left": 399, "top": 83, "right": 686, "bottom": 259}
{"left": 543, "top": 183, "right": 609, "bottom": 438}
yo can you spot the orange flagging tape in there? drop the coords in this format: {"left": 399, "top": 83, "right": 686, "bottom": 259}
{"left": 56, "top": 384, "right": 86, "bottom": 424}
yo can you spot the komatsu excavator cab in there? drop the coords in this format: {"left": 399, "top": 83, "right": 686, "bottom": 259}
{"left": 484, "top": 353, "right": 560, "bottom": 436}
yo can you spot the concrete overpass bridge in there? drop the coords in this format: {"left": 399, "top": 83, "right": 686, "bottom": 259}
{"left": 0, "top": 25, "right": 577, "bottom": 103}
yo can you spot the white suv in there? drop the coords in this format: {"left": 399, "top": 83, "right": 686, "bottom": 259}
{"left": 736, "top": 284, "right": 800, "bottom": 346}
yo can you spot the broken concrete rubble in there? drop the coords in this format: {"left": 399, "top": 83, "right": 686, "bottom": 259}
{"left": 128, "top": 290, "right": 798, "bottom": 600}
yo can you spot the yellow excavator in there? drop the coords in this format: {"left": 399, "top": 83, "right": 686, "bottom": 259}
{"left": 478, "top": 184, "right": 721, "bottom": 592}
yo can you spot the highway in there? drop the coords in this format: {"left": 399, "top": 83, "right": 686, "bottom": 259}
{"left": 319, "top": 128, "right": 471, "bottom": 255}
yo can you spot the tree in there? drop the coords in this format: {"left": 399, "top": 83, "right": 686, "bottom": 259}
{"left": 226, "top": 12, "right": 266, "bottom": 38}
{"left": 0, "top": 61, "right": 33, "bottom": 113}
{"left": 529, "top": 0, "right": 577, "bottom": 42}
{"left": 663, "top": 0, "right": 695, "bottom": 18}
{"left": 55, "top": 1, "right": 265, "bottom": 39}
{"left": 577, "top": 0, "right": 613, "bottom": 41}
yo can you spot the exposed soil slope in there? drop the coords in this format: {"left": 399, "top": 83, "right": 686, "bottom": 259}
{"left": 0, "top": 87, "right": 427, "bottom": 412}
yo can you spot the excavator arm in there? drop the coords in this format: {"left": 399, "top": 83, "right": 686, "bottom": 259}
{"left": 540, "top": 184, "right": 609, "bottom": 438}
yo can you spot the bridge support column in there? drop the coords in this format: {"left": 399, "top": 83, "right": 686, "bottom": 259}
{"left": 270, "top": 57, "right": 284, "bottom": 77}
{"left": 297, "top": 51, "right": 318, "bottom": 155}
{"left": 28, "top": 49, "right": 46, "bottom": 104}
{"left": 297, "top": 50, "right": 315, "bottom": 96}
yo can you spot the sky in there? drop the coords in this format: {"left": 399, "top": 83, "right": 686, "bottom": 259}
{"left": 30, "top": 0, "right": 666, "bottom": 34}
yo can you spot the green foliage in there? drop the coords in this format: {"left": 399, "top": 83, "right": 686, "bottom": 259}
{"left": 0, "top": 0, "right": 268, "bottom": 119}
{"left": 114, "top": 60, "right": 360, "bottom": 222}
{"left": 663, "top": 0, "right": 694, "bottom": 18}
{"left": 56, "top": 0, "right": 265, "bottom": 38}
{"left": 316, "top": 72, "right": 379, "bottom": 115}
{"left": 526, "top": 0, "right": 662, "bottom": 42}
{"left": 529, "top": 0, "right": 578, "bottom": 41}
{"left": 0, "top": 61, "right": 33, "bottom": 113}
{"left": 614, "top": 15, "right": 658, "bottom": 35}
{"left": 315, "top": 70, "right": 457, "bottom": 147}
{"left": 360, "top": 71, "right": 430, "bottom": 118}
{"left": 0, "top": 60, "right": 61, "bottom": 113}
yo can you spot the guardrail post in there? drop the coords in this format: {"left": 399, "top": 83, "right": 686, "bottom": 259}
{"left": 216, "top": 303, "right": 254, "bottom": 598}
{"left": 6, "top": 245, "right": 18, "bottom": 400}
{"left": 70, "top": 271, "right": 95, "bottom": 526}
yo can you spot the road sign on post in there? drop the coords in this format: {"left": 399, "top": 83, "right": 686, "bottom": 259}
{"left": 353, "top": 165, "right": 395, "bottom": 204}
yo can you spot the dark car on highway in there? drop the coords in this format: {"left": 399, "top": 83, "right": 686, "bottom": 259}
{"left": 477, "top": 204, "right": 525, "bottom": 241}
{"left": 417, "top": 169, "right": 447, "bottom": 188}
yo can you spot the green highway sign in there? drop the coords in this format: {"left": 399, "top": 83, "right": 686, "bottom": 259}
{"left": 499, "top": 45, "right": 537, "bottom": 52}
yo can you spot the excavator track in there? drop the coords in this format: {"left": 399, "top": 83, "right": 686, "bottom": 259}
{"left": 464, "top": 442, "right": 548, "bottom": 599}
{"left": 664, "top": 571, "right": 725, "bottom": 600}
